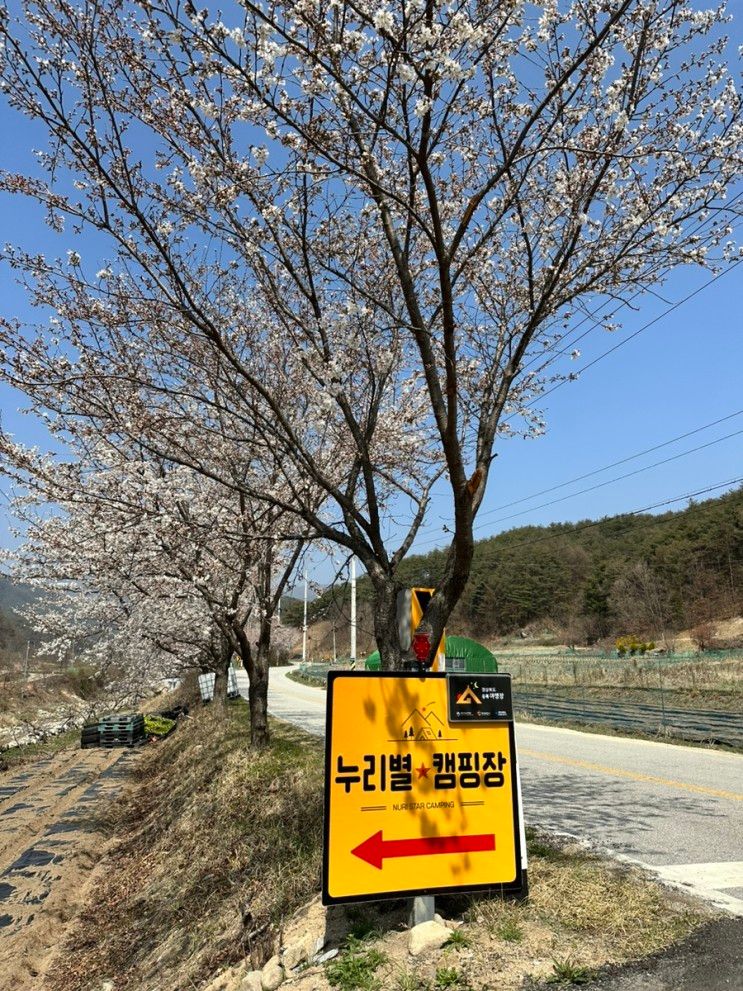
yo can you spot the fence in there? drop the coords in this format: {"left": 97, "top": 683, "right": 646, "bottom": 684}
{"left": 492, "top": 650, "right": 743, "bottom": 747}
{"left": 291, "top": 652, "right": 743, "bottom": 747}
{"left": 496, "top": 650, "right": 743, "bottom": 691}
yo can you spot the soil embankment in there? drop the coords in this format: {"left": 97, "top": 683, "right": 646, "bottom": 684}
{"left": 0, "top": 745, "right": 140, "bottom": 989}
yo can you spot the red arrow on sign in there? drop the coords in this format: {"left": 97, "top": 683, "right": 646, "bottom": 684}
{"left": 351, "top": 830, "right": 495, "bottom": 870}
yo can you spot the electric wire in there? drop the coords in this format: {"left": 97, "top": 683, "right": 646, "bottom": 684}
{"left": 479, "top": 476, "right": 743, "bottom": 553}
{"left": 476, "top": 408, "right": 743, "bottom": 521}
{"left": 412, "top": 205, "right": 742, "bottom": 545}
{"left": 461, "top": 478, "right": 743, "bottom": 619}
{"left": 413, "top": 258, "right": 742, "bottom": 548}
{"left": 513, "top": 192, "right": 743, "bottom": 384}
{"left": 515, "top": 257, "right": 742, "bottom": 419}
{"left": 471, "top": 427, "right": 743, "bottom": 532}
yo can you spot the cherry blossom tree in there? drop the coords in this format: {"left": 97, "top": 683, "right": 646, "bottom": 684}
{"left": 1, "top": 436, "right": 304, "bottom": 745}
{"left": 0, "top": 0, "right": 740, "bottom": 667}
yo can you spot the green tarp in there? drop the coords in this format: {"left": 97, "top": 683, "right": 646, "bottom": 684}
{"left": 364, "top": 635, "right": 497, "bottom": 672}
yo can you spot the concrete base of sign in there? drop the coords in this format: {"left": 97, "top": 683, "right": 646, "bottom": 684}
{"left": 410, "top": 895, "right": 435, "bottom": 926}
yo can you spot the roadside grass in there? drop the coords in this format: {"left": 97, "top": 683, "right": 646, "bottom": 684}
{"left": 45, "top": 706, "right": 706, "bottom": 991}
{"left": 501, "top": 654, "right": 743, "bottom": 697}
{"left": 523, "top": 828, "right": 699, "bottom": 959}
{"left": 309, "top": 828, "right": 704, "bottom": 991}
{"left": 327, "top": 936, "right": 388, "bottom": 991}
{"left": 47, "top": 701, "right": 325, "bottom": 991}
{"left": 286, "top": 667, "right": 329, "bottom": 690}
{"left": 444, "top": 827, "right": 704, "bottom": 989}
{"left": 434, "top": 966, "right": 468, "bottom": 989}
{"left": 547, "top": 957, "right": 594, "bottom": 985}
{"left": 443, "top": 928, "right": 472, "bottom": 950}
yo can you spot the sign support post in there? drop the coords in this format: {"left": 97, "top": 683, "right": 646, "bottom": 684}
{"left": 410, "top": 895, "right": 435, "bottom": 926}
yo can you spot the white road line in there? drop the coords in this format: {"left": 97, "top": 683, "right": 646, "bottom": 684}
{"left": 654, "top": 861, "right": 743, "bottom": 888}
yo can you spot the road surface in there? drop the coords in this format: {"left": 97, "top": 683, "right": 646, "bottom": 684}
{"left": 238, "top": 666, "right": 743, "bottom": 916}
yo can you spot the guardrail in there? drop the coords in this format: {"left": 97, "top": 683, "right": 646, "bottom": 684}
{"left": 290, "top": 658, "right": 743, "bottom": 748}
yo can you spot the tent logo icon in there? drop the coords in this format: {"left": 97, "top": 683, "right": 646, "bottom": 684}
{"left": 394, "top": 702, "right": 458, "bottom": 743}
{"left": 455, "top": 684, "right": 482, "bottom": 706}
{"left": 400, "top": 703, "right": 444, "bottom": 740}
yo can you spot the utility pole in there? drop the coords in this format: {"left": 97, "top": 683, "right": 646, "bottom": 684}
{"left": 350, "top": 557, "right": 357, "bottom": 670}
{"left": 21, "top": 640, "right": 30, "bottom": 699}
{"left": 332, "top": 620, "right": 337, "bottom": 664}
{"left": 302, "top": 569, "right": 308, "bottom": 664}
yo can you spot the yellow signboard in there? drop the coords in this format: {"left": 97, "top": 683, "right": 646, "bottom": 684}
{"left": 323, "top": 672, "right": 524, "bottom": 904}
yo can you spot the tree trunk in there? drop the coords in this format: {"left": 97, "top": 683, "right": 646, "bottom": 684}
{"left": 422, "top": 495, "right": 476, "bottom": 665}
{"left": 371, "top": 575, "right": 402, "bottom": 671}
{"left": 250, "top": 618, "right": 272, "bottom": 749}
{"left": 213, "top": 650, "right": 231, "bottom": 705}
{"left": 236, "top": 622, "right": 270, "bottom": 748}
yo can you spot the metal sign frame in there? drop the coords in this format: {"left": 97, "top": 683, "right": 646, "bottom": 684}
{"left": 322, "top": 670, "right": 525, "bottom": 905}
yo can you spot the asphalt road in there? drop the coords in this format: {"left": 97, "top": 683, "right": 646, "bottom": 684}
{"left": 238, "top": 667, "right": 743, "bottom": 916}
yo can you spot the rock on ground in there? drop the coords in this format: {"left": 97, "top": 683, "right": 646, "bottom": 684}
{"left": 238, "top": 971, "right": 264, "bottom": 991}
{"left": 261, "top": 954, "right": 285, "bottom": 991}
{"left": 408, "top": 919, "right": 452, "bottom": 957}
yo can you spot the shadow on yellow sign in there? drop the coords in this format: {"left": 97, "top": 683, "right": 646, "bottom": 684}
{"left": 322, "top": 672, "right": 524, "bottom": 904}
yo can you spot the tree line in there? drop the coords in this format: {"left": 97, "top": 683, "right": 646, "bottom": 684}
{"left": 293, "top": 487, "right": 743, "bottom": 646}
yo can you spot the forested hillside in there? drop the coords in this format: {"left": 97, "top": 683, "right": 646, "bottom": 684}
{"left": 0, "top": 577, "right": 40, "bottom": 663}
{"left": 291, "top": 488, "right": 743, "bottom": 644}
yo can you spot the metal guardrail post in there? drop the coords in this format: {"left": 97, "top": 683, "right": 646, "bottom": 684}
{"left": 410, "top": 895, "right": 435, "bottom": 926}
{"left": 657, "top": 655, "right": 667, "bottom": 729}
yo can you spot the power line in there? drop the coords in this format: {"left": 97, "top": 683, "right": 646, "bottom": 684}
{"left": 514, "top": 194, "right": 743, "bottom": 383}
{"left": 337, "top": 477, "right": 743, "bottom": 624}
{"left": 472, "top": 426, "right": 743, "bottom": 532}
{"left": 461, "top": 480, "right": 743, "bottom": 618}
{"left": 415, "top": 258, "right": 742, "bottom": 549}
{"left": 476, "top": 408, "right": 743, "bottom": 521}
{"left": 516, "top": 258, "right": 742, "bottom": 417}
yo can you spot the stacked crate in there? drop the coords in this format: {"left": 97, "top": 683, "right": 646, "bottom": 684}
{"left": 98, "top": 712, "right": 145, "bottom": 748}
{"left": 80, "top": 722, "right": 101, "bottom": 749}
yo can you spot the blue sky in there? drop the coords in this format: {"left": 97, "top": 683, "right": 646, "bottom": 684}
{"left": 1, "top": 10, "right": 742, "bottom": 579}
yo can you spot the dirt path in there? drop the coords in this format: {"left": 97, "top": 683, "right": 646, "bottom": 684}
{"left": 0, "top": 745, "right": 141, "bottom": 991}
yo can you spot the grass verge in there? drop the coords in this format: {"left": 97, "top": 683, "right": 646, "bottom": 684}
{"left": 46, "top": 706, "right": 707, "bottom": 991}
{"left": 286, "top": 668, "right": 329, "bottom": 689}
{"left": 288, "top": 829, "right": 704, "bottom": 991}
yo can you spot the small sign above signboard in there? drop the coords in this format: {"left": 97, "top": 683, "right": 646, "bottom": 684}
{"left": 447, "top": 673, "right": 513, "bottom": 722}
